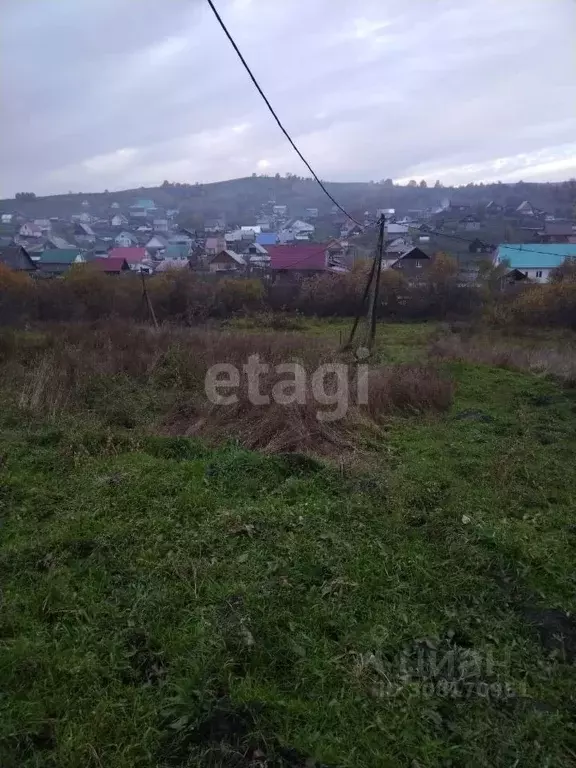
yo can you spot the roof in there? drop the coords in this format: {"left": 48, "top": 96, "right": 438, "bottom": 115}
{"left": 385, "top": 237, "right": 410, "bottom": 254}
{"left": 256, "top": 233, "right": 278, "bottom": 246}
{"left": 131, "top": 199, "right": 157, "bottom": 210}
{"left": 165, "top": 244, "right": 190, "bottom": 259}
{"left": 92, "top": 257, "right": 130, "bottom": 273}
{"left": 496, "top": 243, "right": 576, "bottom": 269}
{"left": 75, "top": 222, "right": 95, "bottom": 236}
{"left": 540, "top": 222, "right": 576, "bottom": 236}
{"left": 46, "top": 236, "right": 74, "bottom": 249}
{"left": 211, "top": 250, "right": 245, "bottom": 266}
{"left": 155, "top": 259, "right": 191, "bottom": 272}
{"left": 267, "top": 244, "right": 328, "bottom": 271}
{"left": 146, "top": 234, "right": 169, "bottom": 247}
{"left": 244, "top": 243, "right": 268, "bottom": 255}
{"left": 391, "top": 247, "right": 431, "bottom": 264}
{"left": 386, "top": 223, "right": 409, "bottom": 235}
{"left": 21, "top": 223, "right": 42, "bottom": 236}
{"left": 107, "top": 247, "right": 147, "bottom": 264}
{"left": 256, "top": 232, "right": 278, "bottom": 245}
{"left": 206, "top": 237, "right": 224, "bottom": 250}
{"left": 93, "top": 238, "right": 112, "bottom": 251}
{"left": 0, "top": 246, "right": 36, "bottom": 271}
{"left": 39, "top": 248, "right": 82, "bottom": 264}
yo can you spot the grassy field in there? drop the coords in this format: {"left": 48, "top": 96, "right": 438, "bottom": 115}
{"left": 1, "top": 321, "right": 576, "bottom": 767}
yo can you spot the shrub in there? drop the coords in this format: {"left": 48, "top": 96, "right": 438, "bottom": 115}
{"left": 505, "top": 283, "right": 576, "bottom": 329}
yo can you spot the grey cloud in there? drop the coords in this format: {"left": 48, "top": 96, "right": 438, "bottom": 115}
{"left": 2, "top": 0, "right": 575, "bottom": 195}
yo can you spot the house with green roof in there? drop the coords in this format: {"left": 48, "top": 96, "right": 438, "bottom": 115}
{"left": 495, "top": 243, "right": 576, "bottom": 283}
{"left": 130, "top": 199, "right": 157, "bottom": 219}
{"left": 37, "top": 248, "right": 84, "bottom": 276}
{"left": 164, "top": 243, "right": 190, "bottom": 261}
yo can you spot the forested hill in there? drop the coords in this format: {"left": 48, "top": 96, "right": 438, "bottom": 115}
{"left": 3, "top": 177, "right": 576, "bottom": 222}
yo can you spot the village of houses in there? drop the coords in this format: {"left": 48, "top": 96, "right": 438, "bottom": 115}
{"left": 0, "top": 194, "right": 575, "bottom": 285}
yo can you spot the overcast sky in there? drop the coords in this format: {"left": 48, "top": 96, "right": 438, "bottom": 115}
{"left": 2, "top": 0, "right": 576, "bottom": 197}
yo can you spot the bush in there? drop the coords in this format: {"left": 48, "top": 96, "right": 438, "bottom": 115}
{"left": 504, "top": 283, "right": 576, "bottom": 329}
{"left": 0, "top": 256, "right": 573, "bottom": 328}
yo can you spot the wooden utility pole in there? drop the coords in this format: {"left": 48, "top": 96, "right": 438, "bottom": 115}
{"left": 343, "top": 215, "right": 386, "bottom": 357}
{"left": 140, "top": 269, "right": 159, "bottom": 329}
{"left": 366, "top": 215, "right": 387, "bottom": 350}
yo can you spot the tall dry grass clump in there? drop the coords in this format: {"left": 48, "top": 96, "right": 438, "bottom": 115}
{"left": 0, "top": 323, "right": 454, "bottom": 455}
{"left": 429, "top": 331, "right": 576, "bottom": 385}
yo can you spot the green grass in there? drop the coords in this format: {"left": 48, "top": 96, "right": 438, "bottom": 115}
{"left": 1, "top": 324, "right": 576, "bottom": 767}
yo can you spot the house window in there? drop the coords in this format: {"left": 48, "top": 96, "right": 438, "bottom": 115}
{"left": 415, "top": 260, "right": 422, "bottom": 268}
{"left": 536, "top": 270, "right": 543, "bottom": 278}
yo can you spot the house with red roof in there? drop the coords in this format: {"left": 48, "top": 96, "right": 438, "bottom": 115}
{"left": 106, "top": 247, "right": 149, "bottom": 271}
{"left": 266, "top": 244, "right": 348, "bottom": 281}
{"left": 93, "top": 257, "right": 131, "bottom": 274}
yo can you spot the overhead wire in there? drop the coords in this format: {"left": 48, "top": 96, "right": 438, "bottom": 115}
{"left": 205, "top": 0, "right": 568, "bottom": 271}
{"left": 424, "top": 227, "right": 572, "bottom": 260}
{"left": 204, "top": 0, "right": 364, "bottom": 228}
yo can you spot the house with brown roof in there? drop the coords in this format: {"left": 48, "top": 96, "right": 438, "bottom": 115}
{"left": 208, "top": 250, "right": 245, "bottom": 273}
{"left": 205, "top": 237, "right": 227, "bottom": 257}
{"left": 0, "top": 246, "right": 37, "bottom": 272}
{"left": 516, "top": 201, "right": 536, "bottom": 216}
{"left": 74, "top": 222, "right": 96, "bottom": 244}
{"left": 537, "top": 221, "right": 576, "bottom": 244}
{"left": 390, "top": 247, "right": 432, "bottom": 279}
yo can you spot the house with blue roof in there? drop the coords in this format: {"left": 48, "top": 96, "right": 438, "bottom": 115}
{"left": 495, "top": 243, "right": 576, "bottom": 283}
{"left": 256, "top": 232, "right": 278, "bottom": 246}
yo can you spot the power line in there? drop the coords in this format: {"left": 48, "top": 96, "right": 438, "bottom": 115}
{"left": 205, "top": 0, "right": 363, "bottom": 228}
{"left": 425, "top": 227, "right": 575, "bottom": 260}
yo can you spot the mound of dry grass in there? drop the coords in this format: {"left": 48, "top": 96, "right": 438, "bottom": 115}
{"left": 0, "top": 323, "right": 454, "bottom": 456}
{"left": 164, "top": 361, "right": 454, "bottom": 456}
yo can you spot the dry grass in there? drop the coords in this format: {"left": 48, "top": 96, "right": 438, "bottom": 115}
{"left": 429, "top": 332, "right": 576, "bottom": 385}
{"left": 0, "top": 323, "right": 454, "bottom": 455}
